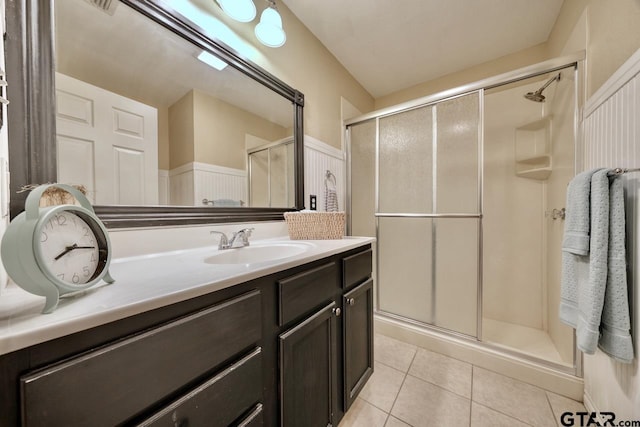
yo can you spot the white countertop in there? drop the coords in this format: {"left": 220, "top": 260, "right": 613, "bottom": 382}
{"left": 0, "top": 236, "right": 374, "bottom": 356}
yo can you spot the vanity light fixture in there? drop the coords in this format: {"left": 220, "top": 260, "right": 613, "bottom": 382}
{"left": 216, "top": 0, "right": 256, "bottom": 23}
{"left": 255, "top": 0, "right": 286, "bottom": 48}
{"left": 197, "top": 50, "right": 229, "bottom": 71}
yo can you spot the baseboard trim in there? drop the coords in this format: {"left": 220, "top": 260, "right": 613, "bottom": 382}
{"left": 375, "top": 315, "right": 584, "bottom": 401}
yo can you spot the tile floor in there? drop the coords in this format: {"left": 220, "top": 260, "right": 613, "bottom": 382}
{"left": 339, "top": 334, "right": 586, "bottom": 427}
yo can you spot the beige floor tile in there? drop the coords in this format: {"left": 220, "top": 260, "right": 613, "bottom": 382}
{"left": 470, "top": 402, "right": 531, "bottom": 427}
{"left": 385, "top": 416, "right": 412, "bottom": 427}
{"left": 339, "top": 398, "right": 388, "bottom": 427}
{"left": 391, "top": 375, "right": 471, "bottom": 427}
{"left": 409, "top": 348, "right": 472, "bottom": 398}
{"left": 546, "top": 392, "right": 586, "bottom": 426}
{"left": 472, "top": 367, "right": 555, "bottom": 427}
{"left": 375, "top": 334, "right": 417, "bottom": 373}
{"left": 360, "top": 362, "right": 406, "bottom": 412}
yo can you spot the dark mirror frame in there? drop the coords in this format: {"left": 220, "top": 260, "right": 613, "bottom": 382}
{"left": 5, "top": 0, "right": 305, "bottom": 228}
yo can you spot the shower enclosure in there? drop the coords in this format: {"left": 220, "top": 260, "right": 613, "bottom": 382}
{"left": 248, "top": 138, "right": 295, "bottom": 207}
{"left": 347, "top": 54, "right": 582, "bottom": 373}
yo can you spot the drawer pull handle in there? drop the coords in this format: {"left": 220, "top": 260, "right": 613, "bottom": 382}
{"left": 333, "top": 307, "right": 342, "bottom": 317}
{"left": 346, "top": 298, "right": 355, "bottom": 306}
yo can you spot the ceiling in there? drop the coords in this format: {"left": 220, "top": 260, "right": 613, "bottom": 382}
{"left": 281, "top": 0, "right": 565, "bottom": 98}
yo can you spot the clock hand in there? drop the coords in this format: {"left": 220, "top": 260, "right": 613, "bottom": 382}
{"left": 54, "top": 243, "right": 78, "bottom": 260}
{"left": 53, "top": 243, "right": 96, "bottom": 261}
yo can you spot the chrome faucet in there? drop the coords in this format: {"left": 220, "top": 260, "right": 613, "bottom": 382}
{"left": 228, "top": 228, "right": 254, "bottom": 248}
{"left": 210, "top": 228, "right": 254, "bottom": 250}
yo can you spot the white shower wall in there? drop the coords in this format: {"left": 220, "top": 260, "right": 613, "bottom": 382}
{"left": 483, "top": 70, "right": 575, "bottom": 365}
{"left": 544, "top": 71, "right": 576, "bottom": 365}
{"left": 483, "top": 81, "right": 548, "bottom": 330}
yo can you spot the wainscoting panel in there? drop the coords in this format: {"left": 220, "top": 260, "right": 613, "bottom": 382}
{"left": 168, "top": 162, "right": 246, "bottom": 207}
{"left": 169, "top": 167, "right": 194, "bottom": 206}
{"left": 193, "top": 163, "right": 247, "bottom": 207}
{"left": 158, "top": 170, "right": 169, "bottom": 205}
{"left": 304, "top": 136, "right": 345, "bottom": 212}
{"left": 581, "top": 49, "right": 640, "bottom": 420}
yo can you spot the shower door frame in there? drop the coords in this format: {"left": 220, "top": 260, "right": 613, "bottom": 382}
{"left": 345, "top": 51, "right": 586, "bottom": 377}
{"left": 247, "top": 137, "right": 295, "bottom": 208}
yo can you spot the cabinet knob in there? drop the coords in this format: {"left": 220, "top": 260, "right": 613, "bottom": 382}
{"left": 333, "top": 307, "right": 342, "bottom": 317}
{"left": 346, "top": 298, "right": 355, "bottom": 306}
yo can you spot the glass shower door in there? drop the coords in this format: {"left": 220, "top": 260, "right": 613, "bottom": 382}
{"left": 376, "top": 93, "right": 480, "bottom": 337}
{"left": 378, "top": 105, "right": 435, "bottom": 324}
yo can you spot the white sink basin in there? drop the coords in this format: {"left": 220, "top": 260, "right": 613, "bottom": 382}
{"left": 204, "top": 242, "right": 313, "bottom": 265}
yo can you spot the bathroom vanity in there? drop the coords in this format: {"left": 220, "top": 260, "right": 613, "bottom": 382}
{"left": 0, "top": 238, "right": 373, "bottom": 426}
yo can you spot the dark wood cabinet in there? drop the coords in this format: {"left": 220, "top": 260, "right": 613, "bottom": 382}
{"left": 279, "top": 302, "right": 338, "bottom": 427}
{"left": 0, "top": 244, "right": 373, "bottom": 427}
{"left": 343, "top": 278, "right": 374, "bottom": 410}
{"left": 278, "top": 262, "right": 337, "bottom": 327}
{"left": 237, "top": 404, "right": 264, "bottom": 426}
{"left": 21, "top": 290, "right": 262, "bottom": 427}
{"left": 137, "top": 348, "right": 263, "bottom": 427}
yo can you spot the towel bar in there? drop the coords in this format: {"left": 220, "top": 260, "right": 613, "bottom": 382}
{"left": 607, "top": 167, "right": 640, "bottom": 176}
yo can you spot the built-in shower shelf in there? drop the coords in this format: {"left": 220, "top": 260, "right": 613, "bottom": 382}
{"left": 516, "top": 165, "right": 552, "bottom": 180}
{"left": 515, "top": 116, "right": 552, "bottom": 180}
{"left": 516, "top": 155, "right": 550, "bottom": 165}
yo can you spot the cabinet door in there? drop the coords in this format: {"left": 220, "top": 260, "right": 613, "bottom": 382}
{"left": 343, "top": 278, "right": 374, "bottom": 410}
{"left": 280, "top": 302, "right": 338, "bottom": 427}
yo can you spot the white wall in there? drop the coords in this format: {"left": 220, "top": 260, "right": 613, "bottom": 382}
{"left": 0, "top": 0, "right": 9, "bottom": 294}
{"left": 581, "top": 49, "right": 640, "bottom": 419}
{"left": 304, "top": 136, "right": 345, "bottom": 212}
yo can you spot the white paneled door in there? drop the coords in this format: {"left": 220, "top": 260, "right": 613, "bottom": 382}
{"left": 55, "top": 73, "right": 158, "bottom": 205}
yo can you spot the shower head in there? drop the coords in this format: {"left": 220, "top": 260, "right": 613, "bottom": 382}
{"left": 524, "top": 73, "right": 561, "bottom": 103}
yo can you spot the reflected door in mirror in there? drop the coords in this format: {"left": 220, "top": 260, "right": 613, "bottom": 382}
{"left": 56, "top": 73, "right": 159, "bottom": 205}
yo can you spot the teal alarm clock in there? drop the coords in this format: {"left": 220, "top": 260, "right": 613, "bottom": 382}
{"left": 1, "top": 184, "right": 114, "bottom": 313}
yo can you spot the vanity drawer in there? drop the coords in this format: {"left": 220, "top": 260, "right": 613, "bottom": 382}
{"left": 138, "top": 348, "right": 263, "bottom": 427}
{"left": 278, "top": 262, "right": 337, "bottom": 326}
{"left": 236, "top": 403, "right": 264, "bottom": 426}
{"left": 343, "top": 248, "right": 372, "bottom": 290}
{"left": 20, "top": 290, "right": 262, "bottom": 427}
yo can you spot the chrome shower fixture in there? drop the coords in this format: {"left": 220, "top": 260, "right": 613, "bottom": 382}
{"left": 524, "top": 73, "right": 561, "bottom": 102}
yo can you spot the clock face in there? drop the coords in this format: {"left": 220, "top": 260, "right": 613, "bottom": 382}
{"left": 38, "top": 210, "right": 105, "bottom": 287}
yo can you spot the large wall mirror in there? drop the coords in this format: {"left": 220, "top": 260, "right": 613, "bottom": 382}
{"left": 6, "top": 0, "right": 305, "bottom": 227}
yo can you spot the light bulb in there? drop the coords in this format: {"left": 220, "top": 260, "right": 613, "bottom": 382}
{"left": 255, "top": 6, "right": 286, "bottom": 48}
{"left": 216, "top": 0, "right": 256, "bottom": 23}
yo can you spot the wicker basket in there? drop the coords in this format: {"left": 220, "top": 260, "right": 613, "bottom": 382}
{"left": 20, "top": 184, "right": 88, "bottom": 207}
{"left": 284, "top": 211, "right": 345, "bottom": 240}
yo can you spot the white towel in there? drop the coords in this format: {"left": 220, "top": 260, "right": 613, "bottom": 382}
{"left": 325, "top": 188, "right": 339, "bottom": 212}
{"left": 560, "top": 169, "right": 601, "bottom": 326}
{"left": 574, "top": 169, "right": 610, "bottom": 353}
{"left": 563, "top": 169, "right": 602, "bottom": 255}
{"left": 598, "top": 176, "right": 633, "bottom": 362}
{"left": 212, "top": 199, "right": 243, "bottom": 207}
{"left": 560, "top": 169, "right": 634, "bottom": 362}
